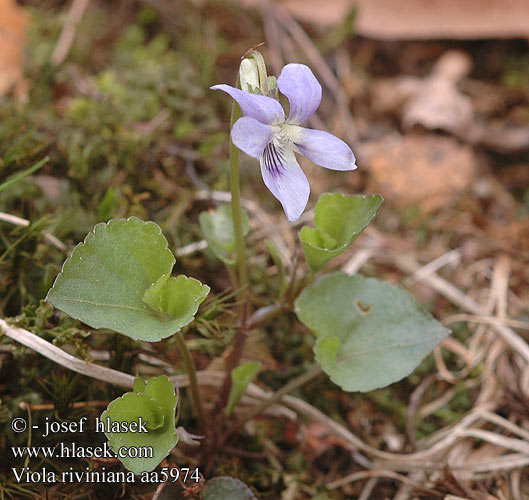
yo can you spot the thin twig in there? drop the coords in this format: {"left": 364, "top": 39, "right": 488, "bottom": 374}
{"left": 342, "top": 248, "right": 375, "bottom": 275}
{"left": 327, "top": 469, "right": 442, "bottom": 497}
{"left": 0, "top": 319, "right": 294, "bottom": 419}
{"left": 21, "top": 401, "right": 109, "bottom": 410}
{"left": 405, "top": 374, "right": 435, "bottom": 448}
{"left": 261, "top": 4, "right": 283, "bottom": 75}
{"left": 51, "top": 0, "right": 91, "bottom": 66}
{"left": 4, "top": 319, "right": 527, "bottom": 478}
{"left": 1, "top": 319, "right": 133, "bottom": 387}
{"left": 358, "top": 477, "right": 378, "bottom": 500}
{"left": 418, "top": 380, "right": 480, "bottom": 418}
{"left": 175, "top": 239, "right": 208, "bottom": 257}
{"left": 0, "top": 212, "right": 66, "bottom": 251}
{"left": 479, "top": 410, "right": 529, "bottom": 442}
{"left": 442, "top": 313, "right": 529, "bottom": 331}
{"left": 403, "top": 248, "right": 461, "bottom": 285}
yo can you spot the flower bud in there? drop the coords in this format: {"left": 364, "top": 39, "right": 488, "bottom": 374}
{"left": 239, "top": 58, "right": 260, "bottom": 93}
{"left": 239, "top": 49, "right": 271, "bottom": 95}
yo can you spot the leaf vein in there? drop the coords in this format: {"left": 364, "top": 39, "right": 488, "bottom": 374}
{"left": 59, "top": 298, "right": 146, "bottom": 313}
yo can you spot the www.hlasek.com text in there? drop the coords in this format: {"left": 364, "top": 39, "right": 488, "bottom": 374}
{"left": 12, "top": 441, "right": 152, "bottom": 460}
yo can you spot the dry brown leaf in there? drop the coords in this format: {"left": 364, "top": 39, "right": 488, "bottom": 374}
{"left": 364, "top": 134, "right": 477, "bottom": 213}
{"left": 245, "top": 0, "right": 529, "bottom": 39}
{"left": 0, "top": 0, "right": 28, "bottom": 97}
{"left": 402, "top": 51, "right": 474, "bottom": 136}
{"left": 371, "top": 51, "right": 474, "bottom": 137}
{"left": 372, "top": 51, "right": 529, "bottom": 149}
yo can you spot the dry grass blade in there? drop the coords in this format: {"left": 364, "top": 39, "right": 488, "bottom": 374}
{"left": 327, "top": 469, "right": 442, "bottom": 496}
{"left": 443, "top": 314, "right": 529, "bottom": 331}
{"left": 50, "top": 0, "right": 90, "bottom": 65}
{"left": 0, "top": 319, "right": 133, "bottom": 387}
{"left": 4, "top": 317, "right": 528, "bottom": 488}
{"left": 0, "top": 211, "right": 66, "bottom": 251}
{"left": 393, "top": 255, "right": 529, "bottom": 364}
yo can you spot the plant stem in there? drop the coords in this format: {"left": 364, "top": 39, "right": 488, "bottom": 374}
{"left": 214, "top": 75, "right": 252, "bottom": 415}
{"left": 205, "top": 76, "right": 253, "bottom": 469}
{"left": 228, "top": 364, "right": 323, "bottom": 434}
{"left": 229, "top": 78, "right": 248, "bottom": 299}
{"left": 174, "top": 332, "right": 206, "bottom": 435}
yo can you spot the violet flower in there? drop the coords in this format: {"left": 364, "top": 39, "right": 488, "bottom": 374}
{"left": 212, "top": 63, "right": 357, "bottom": 221}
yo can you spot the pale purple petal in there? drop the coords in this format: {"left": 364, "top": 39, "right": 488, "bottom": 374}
{"left": 277, "top": 64, "right": 322, "bottom": 125}
{"left": 260, "top": 142, "right": 310, "bottom": 221}
{"left": 231, "top": 117, "right": 274, "bottom": 159}
{"left": 294, "top": 128, "right": 357, "bottom": 171}
{"left": 211, "top": 84, "right": 285, "bottom": 125}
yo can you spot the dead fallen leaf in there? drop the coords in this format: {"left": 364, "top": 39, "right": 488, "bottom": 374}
{"left": 371, "top": 52, "right": 529, "bottom": 150}
{"left": 245, "top": 0, "right": 529, "bottom": 39}
{"left": 364, "top": 134, "right": 477, "bottom": 213}
{"left": 371, "top": 51, "right": 474, "bottom": 136}
{"left": 0, "top": 0, "right": 28, "bottom": 97}
{"left": 402, "top": 51, "right": 474, "bottom": 136}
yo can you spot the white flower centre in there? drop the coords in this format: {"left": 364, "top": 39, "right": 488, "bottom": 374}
{"left": 271, "top": 124, "right": 302, "bottom": 151}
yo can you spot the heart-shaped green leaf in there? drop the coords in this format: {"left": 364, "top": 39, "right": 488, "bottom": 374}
{"left": 101, "top": 375, "right": 178, "bottom": 474}
{"left": 199, "top": 204, "right": 249, "bottom": 265}
{"left": 226, "top": 361, "right": 261, "bottom": 417}
{"left": 295, "top": 272, "right": 449, "bottom": 392}
{"left": 299, "top": 193, "right": 383, "bottom": 272}
{"left": 203, "top": 477, "right": 257, "bottom": 500}
{"left": 46, "top": 218, "right": 209, "bottom": 341}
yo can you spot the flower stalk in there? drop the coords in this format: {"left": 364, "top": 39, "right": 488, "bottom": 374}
{"left": 229, "top": 74, "right": 248, "bottom": 300}
{"left": 211, "top": 73, "right": 252, "bottom": 421}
